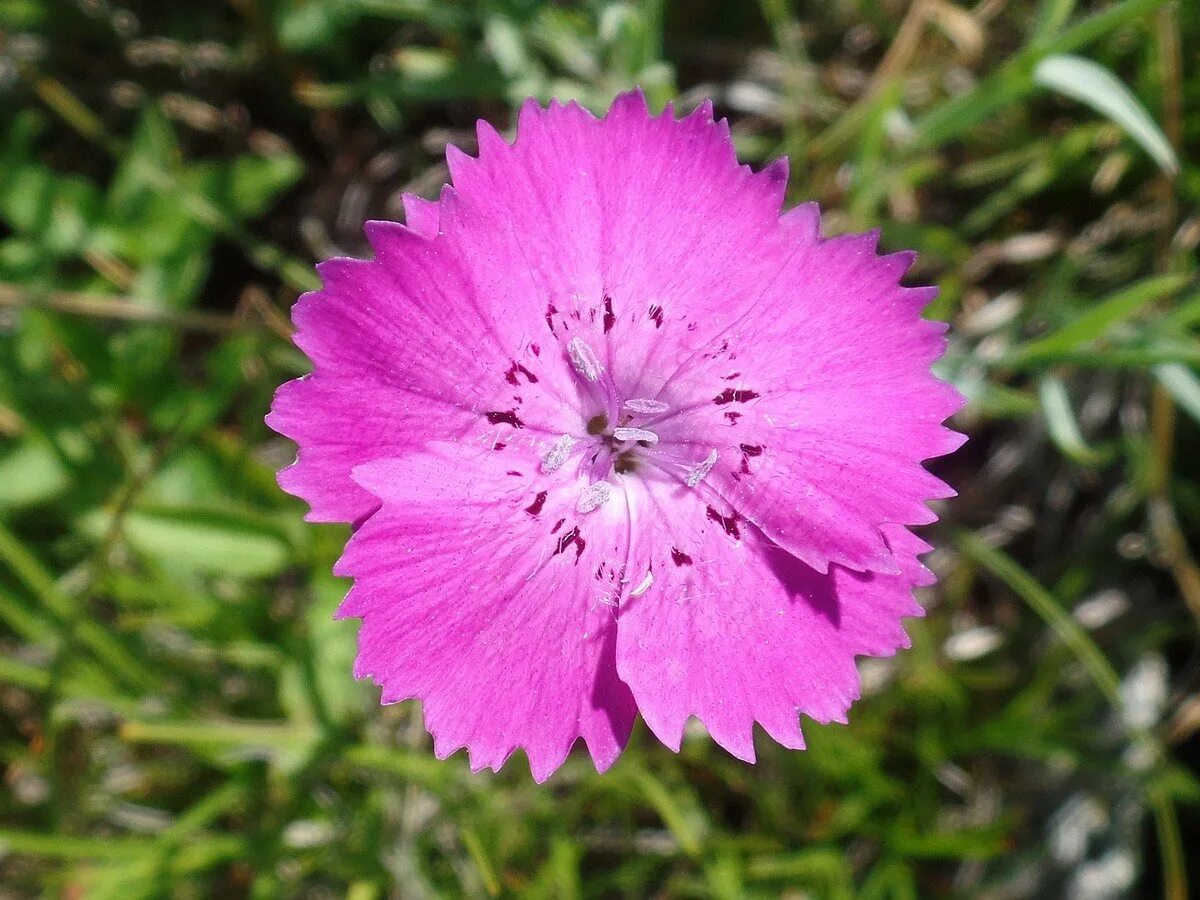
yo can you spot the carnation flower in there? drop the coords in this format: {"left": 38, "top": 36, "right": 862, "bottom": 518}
{"left": 267, "top": 90, "right": 964, "bottom": 781}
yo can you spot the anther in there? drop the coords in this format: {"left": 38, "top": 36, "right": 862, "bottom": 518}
{"left": 567, "top": 337, "right": 602, "bottom": 382}
{"left": 576, "top": 480, "right": 612, "bottom": 514}
{"left": 622, "top": 398, "right": 669, "bottom": 415}
{"left": 629, "top": 571, "right": 654, "bottom": 598}
{"left": 540, "top": 434, "right": 575, "bottom": 473}
{"left": 685, "top": 449, "right": 719, "bottom": 487}
{"left": 613, "top": 427, "right": 659, "bottom": 445}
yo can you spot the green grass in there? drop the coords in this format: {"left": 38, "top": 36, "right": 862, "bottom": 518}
{"left": 0, "top": 0, "right": 1198, "bottom": 895}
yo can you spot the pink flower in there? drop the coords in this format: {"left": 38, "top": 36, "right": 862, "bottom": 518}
{"left": 267, "top": 90, "right": 964, "bottom": 781}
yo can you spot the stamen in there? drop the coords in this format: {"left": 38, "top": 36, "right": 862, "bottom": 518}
{"left": 567, "top": 337, "right": 602, "bottom": 382}
{"left": 622, "top": 397, "right": 669, "bottom": 415}
{"left": 613, "top": 427, "right": 659, "bottom": 445}
{"left": 576, "top": 480, "right": 612, "bottom": 514}
{"left": 629, "top": 571, "right": 654, "bottom": 598}
{"left": 540, "top": 434, "right": 575, "bottom": 473}
{"left": 685, "top": 449, "right": 719, "bottom": 487}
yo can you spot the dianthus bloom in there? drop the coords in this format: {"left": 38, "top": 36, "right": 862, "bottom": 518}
{"left": 268, "top": 90, "right": 963, "bottom": 781}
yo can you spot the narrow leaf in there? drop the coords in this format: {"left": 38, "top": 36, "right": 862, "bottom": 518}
{"left": 955, "top": 531, "right": 1122, "bottom": 706}
{"left": 1039, "top": 376, "right": 1112, "bottom": 466}
{"left": 1008, "top": 274, "right": 1188, "bottom": 365}
{"left": 1154, "top": 363, "right": 1200, "bottom": 425}
{"left": 1034, "top": 54, "right": 1178, "bottom": 174}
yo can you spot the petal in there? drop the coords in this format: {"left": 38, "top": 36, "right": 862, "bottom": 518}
{"left": 268, "top": 227, "right": 581, "bottom": 522}
{"left": 268, "top": 372, "right": 480, "bottom": 523}
{"left": 436, "top": 90, "right": 786, "bottom": 385}
{"left": 614, "top": 481, "right": 928, "bottom": 761}
{"left": 640, "top": 231, "right": 965, "bottom": 574}
{"left": 401, "top": 192, "right": 440, "bottom": 237}
{"left": 335, "top": 442, "right": 637, "bottom": 781}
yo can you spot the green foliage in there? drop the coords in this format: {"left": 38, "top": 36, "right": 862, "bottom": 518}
{"left": 0, "top": 0, "right": 1197, "bottom": 896}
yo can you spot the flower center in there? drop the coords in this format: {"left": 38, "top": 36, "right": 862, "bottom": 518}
{"left": 535, "top": 334, "right": 719, "bottom": 511}
{"left": 583, "top": 409, "right": 660, "bottom": 475}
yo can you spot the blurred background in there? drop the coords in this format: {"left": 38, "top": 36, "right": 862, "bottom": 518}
{"left": 0, "top": 0, "right": 1197, "bottom": 896}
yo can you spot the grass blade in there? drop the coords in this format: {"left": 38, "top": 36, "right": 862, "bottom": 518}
{"left": 1034, "top": 54, "right": 1178, "bottom": 174}
{"left": 1038, "top": 376, "right": 1112, "bottom": 467}
{"left": 1005, "top": 274, "right": 1187, "bottom": 366}
{"left": 1154, "top": 363, "right": 1200, "bottom": 425}
{"left": 954, "top": 531, "right": 1122, "bottom": 706}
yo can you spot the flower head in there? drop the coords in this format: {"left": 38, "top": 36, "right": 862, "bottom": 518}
{"left": 267, "top": 90, "right": 964, "bottom": 781}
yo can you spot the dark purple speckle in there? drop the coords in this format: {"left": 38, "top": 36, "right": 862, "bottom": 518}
{"left": 713, "top": 388, "right": 760, "bottom": 405}
{"left": 706, "top": 506, "right": 741, "bottom": 540}
{"left": 552, "top": 527, "right": 586, "bottom": 563}
{"left": 671, "top": 547, "right": 694, "bottom": 566}
{"left": 525, "top": 491, "right": 547, "bottom": 516}
{"left": 505, "top": 361, "right": 539, "bottom": 386}
{"left": 486, "top": 410, "right": 524, "bottom": 428}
